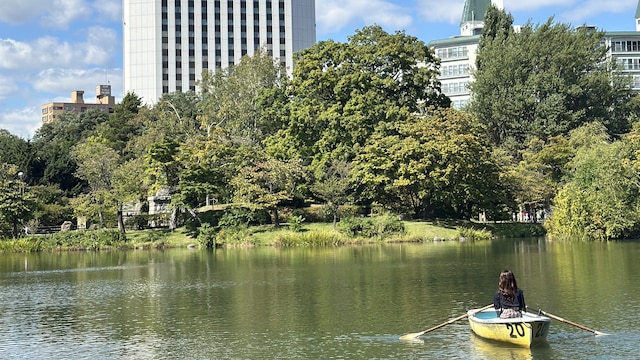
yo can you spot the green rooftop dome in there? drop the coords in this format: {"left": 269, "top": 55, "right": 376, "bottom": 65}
{"left": 460, "top": 0, "right": 491, "bottom": 26}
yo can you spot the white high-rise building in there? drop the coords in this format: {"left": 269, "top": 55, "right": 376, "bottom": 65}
{"left": 123, "top": 0, "right": 316, "bottom": 105}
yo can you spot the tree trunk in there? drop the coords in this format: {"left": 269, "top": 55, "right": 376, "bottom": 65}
{"left": 421, "top": 195, "right": 433, "bottom": 220}
{"left": 169, "top": 208, "right": 178, "bottom": 230}
{"left": 332, "top": 203, "right": 338, "bottom": 229}
{"left": 117, "top": 205, "right": 126, "bottom": 234}
{"left": 273, "top": 207, "right": 280, "bottom": 227}
{"left": 99, "top": 210, "right": 106, "bottom": 228}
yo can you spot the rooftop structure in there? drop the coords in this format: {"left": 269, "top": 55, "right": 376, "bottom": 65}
{"left": 41, "top": 85, "right": 116, "bottom": 123}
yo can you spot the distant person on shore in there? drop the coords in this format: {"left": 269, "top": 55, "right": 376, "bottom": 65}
{"left": 494, "top": 269, "right": 526, "bottom": 318}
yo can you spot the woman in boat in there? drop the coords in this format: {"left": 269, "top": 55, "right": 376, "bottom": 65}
{"left": 493, "top": 269, "right": 526, "bottom": 318}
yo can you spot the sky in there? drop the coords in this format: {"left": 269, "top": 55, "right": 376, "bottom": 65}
{"left": 0, "top": 0, "right": 638, "bottom": 139}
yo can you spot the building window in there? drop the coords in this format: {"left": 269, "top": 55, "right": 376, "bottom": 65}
{"left": 436, "top": 46, "right": 469, "bottom": 60}
{"left": 618, "top": 57, "right": 640, "bottom": 70}
{"left": 442, "top": 81, "right": 469, "bottom": 95}
{"left": 612, "top": 40, "right": 640, "bottom": 53}
{"left": 441, "top": 64, "right": 469, "bottom": 78}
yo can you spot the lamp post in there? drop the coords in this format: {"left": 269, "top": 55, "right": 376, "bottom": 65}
{"left": 17, "top": 171, "right": 24, "bottom": 196}
{"left": 17, "top": 171, "right": 26, "bottom": 237}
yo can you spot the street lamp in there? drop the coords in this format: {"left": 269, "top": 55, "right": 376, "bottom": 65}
{"left": 17, "top": 171, "right": 24, "bottom": 196}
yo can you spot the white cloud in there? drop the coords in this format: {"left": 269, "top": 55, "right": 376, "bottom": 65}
{"left": 0, "top": 0, "right": 96, "bottom": 28}
{"left": 32, "top": 68, "right": 123, "bottom": 98}
{"left": 0, "top": 0, "right": 50, "bottom": 24}
{"left": 0, "top": 28, "right": 118, "bottom": 70}
{"left": 83, "top": 26, "right": 119, "bottom": 64}
{"left": 0, "top": 107, "right": 41, "bottom": 140}
{"left": 557, "top": 0, "right": 636, "bottom": 24}
{"left": 0, "top": 76, "right": 19, "bottom": 102}
{"left": 316, "top": 0, "right": 413, "bottom": 38}
{"left": 93, "top": 0, "right": 122, "bottom": 22}
{"left": 41, "top": 0, "right": 92, "bottom": 29}
{"left": 415, "top": 0, "right": 465, "bottom": 24}
{"left": 503, "top": 0, "right": 575, "bottom": 12}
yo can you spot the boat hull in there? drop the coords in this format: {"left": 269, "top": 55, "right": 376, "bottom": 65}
{"left": 468, "top": 308, "right": 550, "bottom": 347}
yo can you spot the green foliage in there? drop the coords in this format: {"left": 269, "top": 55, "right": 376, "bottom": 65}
{"left": 218, "top": 206, "right": 269, "bottom": 228}
{"left": 456, "top": 227, "right": 493, "bottom": 241}
{"left": 231, "top": 158, "right": 306, "bottom": 226}
{"left": 472, "top": 13, "right": 631, "bottom": 154}
{"left": 95, "top": 92, "right": 143, "bottom": 159}
{"left": 0, "top": 238, "right": 43, "bottom": 252}
{"left": 311, "top": 160, "right": 352, "bottom": 227}
{"left": 264, "top": 25, "right": 449, "bottom": 173}
{"left": 483, "top": 222, "right": 546, "bottom": 238}
{"left": 198, "top": 50, "right": 282, "bottom": 144}
{"left": 39, "top": 229, "right": 127, "bottom": 250}
{"left": 546, "top": 123, "right": 640, "bottom": 240}
{"left": 274, "top": 230, "right": 345, "bottom": 247}
{"left": 32, "top": 110, "right": 109, "bottom": 192}
{"left": 0, "top": 164, "right": 37, "bottom": 238}
{"left": 215, "top": 226, "right": 254, "bottom": 246}
{"left": 0, "top": 130, "right": 34, "bottom": 175}
{"left": 337, "top": 214, "right": 405, "bottom": 239}
{"left": 287, "top": 215, "right": 305, "bottom": 232}
{"left": 353, "top": 108, "right": 501, "bottom": 220}
{"left": 196, "top": 223, "right": 217, "bottom": 248}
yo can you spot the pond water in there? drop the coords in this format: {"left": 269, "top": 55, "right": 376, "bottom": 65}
{"left": 0, "top": 238, "right": 638, "bottom": 359}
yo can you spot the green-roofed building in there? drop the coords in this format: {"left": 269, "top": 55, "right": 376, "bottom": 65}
{"left": 460, "top": 0, "right": 491, "bottom": 36}
{"left": 428, "top": 0, "right": 503, "bottom": 108}
{"left": 429, "top": 0, "right": 640, "bottom": 110}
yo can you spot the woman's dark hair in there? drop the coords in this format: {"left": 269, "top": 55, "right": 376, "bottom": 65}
{"left": 498, "top": 269, "right": 518, "bottom": 300}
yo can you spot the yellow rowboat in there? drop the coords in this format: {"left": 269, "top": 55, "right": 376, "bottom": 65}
{"left": 467, "top": 307, "right": 551, "bottom": 347}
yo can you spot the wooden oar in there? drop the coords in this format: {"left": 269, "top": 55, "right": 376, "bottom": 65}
{"left": 526, "top": 306, "right": 608, "bottom": 336}
{"left": 399, "top": 304, "right": 494, "bottom": 340}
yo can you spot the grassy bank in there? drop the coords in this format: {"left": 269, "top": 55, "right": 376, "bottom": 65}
{"left": 0, "top": 220, "right": 545, "bottom": 252}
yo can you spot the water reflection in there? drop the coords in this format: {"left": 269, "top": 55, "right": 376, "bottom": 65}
{"left": 0, "top": 241, "right": 638, "bottom": 359}
{"left": 468, "top": 332, "right": 544, "bottom": 359}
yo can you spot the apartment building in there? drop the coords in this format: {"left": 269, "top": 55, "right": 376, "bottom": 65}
{"left": 123, "top": 0, "right": 316, "bottom": 105}
{"left": 429, "top": 0, "right": 640, "bottom": 109}
{"left": 41, "top": 85, "right": 116, "bottom": 124}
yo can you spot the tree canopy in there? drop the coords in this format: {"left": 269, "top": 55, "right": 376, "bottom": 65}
{"left": 471, "top": 8, "right": 632, "bottom": 154}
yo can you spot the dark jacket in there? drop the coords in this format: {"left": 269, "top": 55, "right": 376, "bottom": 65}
{"left": 493, "top": 288, "right": 525, "bottom": 312}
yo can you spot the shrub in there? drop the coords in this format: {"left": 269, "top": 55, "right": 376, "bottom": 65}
{"left": 219, "top": 207, "right": 270, "bottom": 228}
{"left": 288, "top": 215, "right": 305, "bottom": 232}
{"left": 457, "top": 227, "right": 493, "bottom": 241}
{"left": 196, "top": 223, "right": 217, "bottom": 248}
{"left": 215, "top": 227, "right": 254, "bottom": 246}
{"left": 337, "top": 214, "right": 405, "bottom": 239}
{"left": 275, "top": 230, "right": 345, "bottom": 246}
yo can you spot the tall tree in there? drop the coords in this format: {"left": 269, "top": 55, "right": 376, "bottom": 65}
{"left": 198, "top": 50, "right": 282, "bottom": 143}
{"left": 547, "top": 122, "right": 640, "bottom": 240}
{"left": 264, "top": 25, "right": 450, "bottom": 173}
{"left": 353, "top": 108, "right": 501, "bottom": 220}
{"left": 231, "top": 158, "right": 306, "bottom": 227}
{"left": 31, "top": 110, "right": 109, "bottom": 193}
{"left": 0, "top": 163, "right": 36, "bottom": 237}
{"left": 96, "top": 92, "right": 143, "bottom": 159}
{"left": 471, "top": 12, "right": 631, "bottom": 154}
{"left": 311, "top": 160, "right": 352, "bottom": 228}
{"left": 71, "top": 137, "right": 120, "bottom": 228}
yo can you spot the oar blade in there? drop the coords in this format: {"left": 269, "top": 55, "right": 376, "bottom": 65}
{"left": 399, "top": 331, "right": 425, "bottom": 340}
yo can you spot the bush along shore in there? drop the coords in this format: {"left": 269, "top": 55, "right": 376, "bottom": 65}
{"left": 0, "top": 216, "right": 546, "bottom": 252}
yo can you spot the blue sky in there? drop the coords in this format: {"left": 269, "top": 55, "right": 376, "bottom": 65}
{"left": 0, "top": 0, "right": 638, "bottom": 139}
